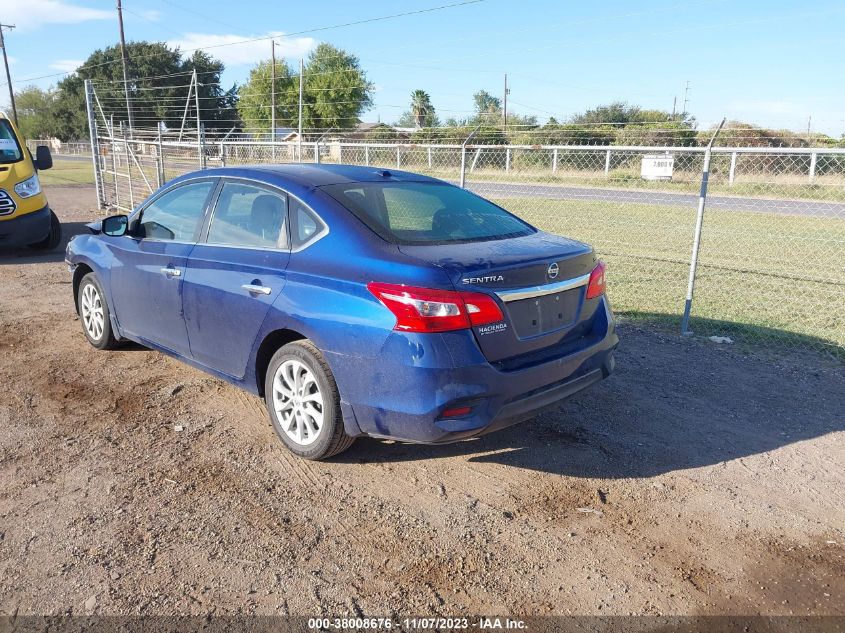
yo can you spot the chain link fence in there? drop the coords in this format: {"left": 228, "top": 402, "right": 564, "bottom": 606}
{"left": 84, "top": 116, "right": 844, "bottom": 359}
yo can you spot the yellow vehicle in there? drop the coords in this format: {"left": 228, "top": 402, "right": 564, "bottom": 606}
{"left": 0, "top": 111, "right": 60, "bottom": 250}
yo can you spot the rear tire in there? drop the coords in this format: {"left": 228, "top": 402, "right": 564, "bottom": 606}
{"left": 77, "top": 273, "right": 120, "bottom": 350}
{"left": 28, "top": 210, "right": 62, "bottom": 251}
{"left": 264, "top": 340, "right": 355, "bottom": 460}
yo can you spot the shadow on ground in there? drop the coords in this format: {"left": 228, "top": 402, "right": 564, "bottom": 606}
{"left": 0, "top": 221, "right": 89, "bottom": 265}
{"left": 339, "top": 319, "right": 844, "bottom": 478}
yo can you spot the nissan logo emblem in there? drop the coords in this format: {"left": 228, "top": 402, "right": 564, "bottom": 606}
{"left": 547, "top": 262, "right": 559, "bottom": 279}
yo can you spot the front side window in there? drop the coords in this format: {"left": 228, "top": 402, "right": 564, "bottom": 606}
{"left": 207, "top": 182, "right": 288, "bottom": 249}
{"left": 138, "top": 180, "right": 214, "bottom": 241}
{"left": 0, "top": 120, "right": 23, "bottom": 165}
{"left": 322, "top": 181, "right": 535, "bottom": 245}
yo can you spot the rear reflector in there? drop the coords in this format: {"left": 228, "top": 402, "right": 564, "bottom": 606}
{"left": 367, "top": 282, "right": 504, "bottom": 333}
{"left": 441, "top": 406, "right": 473, "bottom": 418}
{"left": 586, "top": 260, "right": 606, "bottom": 299}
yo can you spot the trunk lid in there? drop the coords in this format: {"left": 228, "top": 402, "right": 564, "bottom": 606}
{"left": 399, "top": 232, "right": 599, "bottom": 363}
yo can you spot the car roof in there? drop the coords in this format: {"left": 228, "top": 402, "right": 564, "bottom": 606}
{"left": 180, "top": 163, "right": 445, "bottom": 188}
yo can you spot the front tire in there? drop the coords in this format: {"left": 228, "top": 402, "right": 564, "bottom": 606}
{"left": 28, "top": 210, "right": 62, "bottom": 251}
{"left": 264, "top": 340, "right": 354, "bottom": 460}
{"left": 77, "top": 273, "right": 119, "bottom": 350}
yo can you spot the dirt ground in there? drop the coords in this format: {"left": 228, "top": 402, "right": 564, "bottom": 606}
{"left": 0, "top": 184, "right": 843, "bottom": 618}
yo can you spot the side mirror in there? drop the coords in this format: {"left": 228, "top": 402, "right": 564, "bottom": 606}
{"left": 102, "top": 214, "right": 128, "bottom": 237}
{"left": 35, "top": 145, "right": 53, "bottom": 171}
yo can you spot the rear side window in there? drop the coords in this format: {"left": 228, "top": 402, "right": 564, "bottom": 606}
{"left": 290, "top": 197, "right": 327, "bottom": 250}
{"left": 207, "top": 182, "right": 288, "bottom": 249}
{"left": 139, "top": 180, "right": 214, "bottom": 241}
{"left": 0, "top": 120, "right": 23, "bottom": 165}
{"left": 322, "top": 181, "right": 534, "bottom": 245}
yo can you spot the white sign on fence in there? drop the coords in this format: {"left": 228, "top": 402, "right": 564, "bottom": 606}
{"left": 641, "top": 154, "right": 674, "bottom": 180}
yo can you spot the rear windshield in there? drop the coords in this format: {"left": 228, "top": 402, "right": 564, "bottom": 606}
{"left": 322, "top": 181, "right": 535, "bottom": 245}
{"left": 0, "top": 120, "right": 23, "bottom": 165}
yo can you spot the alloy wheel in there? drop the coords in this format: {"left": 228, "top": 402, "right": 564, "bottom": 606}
{"left": 80, "top": 283, "right": 105, "bottom": 341}
{"left": 271, "top": 359, "right": 325, "bottom": 446}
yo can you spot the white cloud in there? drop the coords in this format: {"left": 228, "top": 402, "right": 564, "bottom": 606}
{"left": 167, "top": 32, "right": 316, "bottom": 67}
{"left": 3, "top": 0, "right": 111, "bottom": 32}
{"left": 49, "top": 59, "right": 84, "bottom": 73}
{"left": 137, "top": 9, "right": 162, "bottom": 21}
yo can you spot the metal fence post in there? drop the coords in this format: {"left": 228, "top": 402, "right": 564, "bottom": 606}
{"left": 84, "top": 79, "right": 105, "bottom": 210}
{"left": 728, "top": 151, "right": 737, "bottom": 186}
{"left": 396, "top": 146, "right": 401, "bottom": 169}
{"left": 681, "top": 118, "right": 725, "bottom": 336}
{"left": 219, "top": 142, "right": 226, "bottom": 167}
{"left": 552, "top": 148, "right": 558, "bottom": 173}
{"left": 156, "top": 129, "right": 164, "bottom": 188}
{"left": 505, "top": 147, "right": 511, "bottom": 172}
{"left": 604, "top": 149, "right": 611, "bottom": 176}
{"left": 112, "top": 120, "right": 121, "bottom": 210}
{"left": 460, "top": 122, "right": 483, "bottom": 189}
{"left": 809, "top": 151, "right": 818, "bottom": 183}
{"left": 314, "top": 142, "right": 320, "bottom": 164}
{"left": 365, "top": 145, "right": 370, "bottom": 166}
{"left": 199, "top": 123, "right": 206, "bottom": 170}
{"left": 122, "top": 122, "right": 135, "bottom": 211}
{"left": 427, "top": 146, "right": 432, "bottom": 169}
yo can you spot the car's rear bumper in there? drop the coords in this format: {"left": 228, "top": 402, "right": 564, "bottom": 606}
{"left": 0, "top": 206, "right": 51, "bottom": 248}
{"left": 331, "top": 296, "right": 618, "bottom": 444}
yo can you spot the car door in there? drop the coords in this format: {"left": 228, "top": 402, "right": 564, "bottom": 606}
{"left": 108, "top": 178, "right": 217, "bottom": 356}
{"left": 181, "top": 180, "right": 291, "bottom": 378}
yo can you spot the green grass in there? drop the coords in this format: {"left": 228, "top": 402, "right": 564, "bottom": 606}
{"left": 39, "top": 159, "right": 95, "bottom": 186}
{"left": 493, "top": 197, "right": 845, "bottom": 355}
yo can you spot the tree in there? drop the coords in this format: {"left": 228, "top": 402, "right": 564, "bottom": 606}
{"left": 395, "top": 90, "right": 439, "bottom": 128}
{"left": 236, "top": 59, "right": 297, "bottom": 133}
{"left": 237, "top": 43, "right": 374, "bottom": 136}
{"left": 15, "top": 86, "right": 59, "bottom": 140}
{"left": 570, "top": 101, "right": 640, "bottom": 126}
{"left": 410, "top": 90, "right": 434, "bottom": 128}
{"left": 473, "top": 90, "right": 501, "bottom": 118}
{"left": 52, "top": 41, "right": 235, "bottom": 141}
{"left": 302, "top": 44, "right": 373, "bottom": 131}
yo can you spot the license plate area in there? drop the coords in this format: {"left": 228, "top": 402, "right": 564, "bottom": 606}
{"left": 506, "top": 288, "right": 583, "bottom": 338}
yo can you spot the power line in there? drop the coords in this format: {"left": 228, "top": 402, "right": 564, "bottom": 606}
{"left": 0, "top": 23, "right": 17, "bottom": 123}
{"left": 3, "top": 0, "right": 488, "bottom": 87}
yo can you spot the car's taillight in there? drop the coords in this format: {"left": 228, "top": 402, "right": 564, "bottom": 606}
{"left": 367, "top": 282, "right": 504, "bottom": 333}
{"left": 586, "top": 260, "right": 606, "bottom": 299}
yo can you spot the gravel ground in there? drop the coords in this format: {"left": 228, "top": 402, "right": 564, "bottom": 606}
{"left": 0, "top": 185, "right": 843, "bottom": 618}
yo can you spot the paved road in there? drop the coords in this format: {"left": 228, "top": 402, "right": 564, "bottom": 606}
{"left": 466, "top": 181, "right": 845, "bottom": 218}
{"left": 55, "top": 154, "right": 844, "bottom": 218}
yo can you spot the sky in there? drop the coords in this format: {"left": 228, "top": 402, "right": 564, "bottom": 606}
{"left": 1, "top": 0, "right": 843, "bottom": 136}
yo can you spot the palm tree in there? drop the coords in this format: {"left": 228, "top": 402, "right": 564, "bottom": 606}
{"left": 410, "top": 90, "right": 432, "bottom": 128}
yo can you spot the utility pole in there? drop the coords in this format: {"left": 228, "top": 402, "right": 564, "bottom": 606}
{"left": 503, "top": 73, "right": 509, "bottom": 128}
{"left": 116, "top": 0, "right": 134, "bottom": 130}
{"left": 682, "top": 80, "right": 690, "bottom": 118}
{"left": 297, "top": 57, "right": 303, "bottom": 162}
{"left": 671, "top": 96, "right": 677, "bottom": 121}
{"left": 807, "top": 115, "right": 812, "bottom": 138}
{"left": 0, "top": 24, "right": 17, "bottom": 124}
{"left": 193, "top": 68, "right": 202, "bottom": 168}
{"left": 270, "top": 40, "right": 276, "bottom": 159}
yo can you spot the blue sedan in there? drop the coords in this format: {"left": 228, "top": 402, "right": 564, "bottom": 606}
{"left": 66, "top": 165, "right": 618, "bottom": 460}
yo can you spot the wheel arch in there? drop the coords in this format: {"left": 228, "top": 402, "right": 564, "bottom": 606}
{"left": 72, "top": 263, "right": 95, "bottom": 312}
{"left": 255, "top": 328, "right": 308, "bottom": 396}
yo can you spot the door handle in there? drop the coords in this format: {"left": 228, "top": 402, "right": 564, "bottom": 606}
{"left": 160, "top": 266, "right": 181, "bottom": 278}
{"left": 242, "top": 284, "right": 272, "bottom": 296}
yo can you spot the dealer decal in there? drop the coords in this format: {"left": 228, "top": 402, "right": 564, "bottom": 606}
{"left": 477, "top": 322, "right": 508, "bottom": 335}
